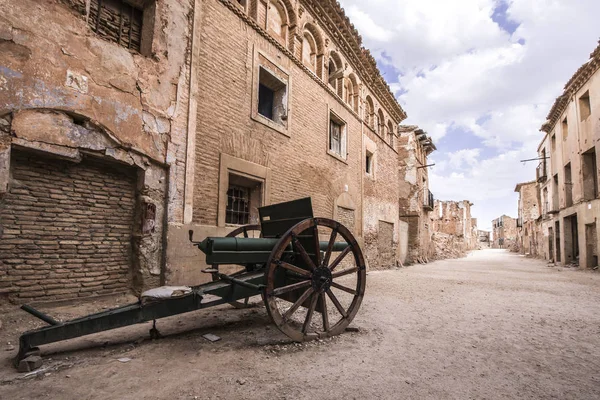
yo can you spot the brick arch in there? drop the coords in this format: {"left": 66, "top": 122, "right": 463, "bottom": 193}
{"left": 302, "top": 22, "right": 324, "bottom": 55}
{"left": 346, "top": 73, "right": 360, "bottom": 112}
{"left": 277, "top": 0, "right": 297, "bottom": 28}
{"left": 1, "top": 108, "right": 124, "bottom": 148}
{"left": 328, "top": 50, "right": 343, "bottom": 71}
{"left": 365, "top": 95, "right": 375, "bottom": 128}
{"left": 377, "top": 108, "right": 385, "bottom": 135}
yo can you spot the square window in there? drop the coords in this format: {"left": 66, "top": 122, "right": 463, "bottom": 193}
{"left": 226, "top": 185, "right": 250, "bottom": 225}
{"left": 258, "top": 67, "right": 287, "bottom": 125}
{"left": 329, "top": 113, "right": 347, "bottom": 159}
{"left": 88, "top": 0, "right": 148, "bottom": 53}
{"left": 226, "top": 174, "right": 263, "bottom": 225}
{"left": 580, "top": 90, "right": 591, "bottom": 121}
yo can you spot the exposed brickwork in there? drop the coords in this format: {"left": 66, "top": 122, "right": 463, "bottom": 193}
{"left": 430, "top": 200, "right": 477, "bottom": 258}
{"left": 0, "top": 152, "right": 136, "bottom": 301}
{"left": 377, "top": 220, "right": 395, "bottom": 268}
{"left": 337, "top": 206, "right": 356, "bottom": 234}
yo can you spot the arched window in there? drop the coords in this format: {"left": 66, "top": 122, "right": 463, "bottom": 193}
{"left": 345, "top": 78, "right": 353, "bottom": 105}
{"left": 377, "top": 109, "right": 385, "bottom": 136}
{"left": 387, "top": 120, "right": 395, "bottom": 146}
{"left": 328, "top": 51, "right": 343, "bottom": 96}
{"left": 347, "top": 73, "right": 359, "bottom": 113}
{"left": 266, "top": 1, "right": 287, "bottom": 46}
{"left": 302, "top": 32, "right": 317, "bottom": 72}
{"left": 302, "top": 23, "right": 324, "bottom": 79}
{"left": 365, "top": 96, "right": 375, "bottom": 129}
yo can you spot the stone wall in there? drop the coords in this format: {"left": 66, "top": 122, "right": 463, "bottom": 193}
{"left": 430, "top": 200, "right": 477, "bottom": 259}
{"left": 0, "top": 0, "right": 195, "bottom": 301}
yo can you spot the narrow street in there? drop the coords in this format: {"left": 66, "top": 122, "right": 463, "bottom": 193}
{"left": 2, "top": 249, "right": 600, "bottom": 399}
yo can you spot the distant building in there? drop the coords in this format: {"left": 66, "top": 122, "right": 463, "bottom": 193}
{"left": 478, "top": 230, "right": 491, "bottom": 248}
{"left": 492, "top": 215, "right": 518, "bottom": 249}
{"left": 514, "top": 181, "right": 541, "bottom": 256}
{"left": 430, "top": 200, "right": 478, "bottom": 257}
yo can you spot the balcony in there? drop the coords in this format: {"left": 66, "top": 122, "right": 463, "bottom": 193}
{"left": 536, "top": 162, "right": 547, "bottom": 183}
{"left": 423, "top": 189, "right": 434, "bottom": 211}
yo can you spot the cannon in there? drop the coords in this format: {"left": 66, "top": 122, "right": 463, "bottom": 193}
{"left": 13, "top": 198, "right": 366, "bottom": 371}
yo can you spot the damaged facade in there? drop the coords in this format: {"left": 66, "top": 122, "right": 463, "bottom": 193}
{"left": 532, "top": 40, "right": 600, "bottom": 268}
{"left": 491, "top": 215, "right": 517, "bottom": 249}
{"left": 429, "top": 200, "right": 478, "bottom": 259}
{"left": 397, "top": 125, "right": 436, "bottom": 264}
{"left": 0, "top": 0, "right": 195, "bottom": 301}
{"left": 1, "top": 0, "right": 416, "bottom": 302}
{"left": 514, "top": 181, "right": 541, "bottom": 256}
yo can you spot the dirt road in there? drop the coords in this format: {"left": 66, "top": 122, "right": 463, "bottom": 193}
{"left": 2, "top": 249, "right": 600, "bottom": 399}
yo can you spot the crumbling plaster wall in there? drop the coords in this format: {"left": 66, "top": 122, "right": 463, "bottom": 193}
{"left": 397, "top": 130, "right": 434, "bottom": 264}
{"left": 363, "top": 128, "right": 400, "bottom": 270}
{"left": 429, "top": 200, "right": 476, "bottom": 259}
{"left": 0, "top": 0, "right": 195, "bottom": 295}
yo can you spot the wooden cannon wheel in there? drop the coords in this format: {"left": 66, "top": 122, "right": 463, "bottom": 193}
{"left": 212, "top": 224, "right": 262, "bottom": 309}
{"left": 264, "top": 218, "right": 366, "bottom": 341}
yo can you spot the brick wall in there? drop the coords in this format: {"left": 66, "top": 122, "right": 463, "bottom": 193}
{"left": 192, "top": 0, "right": 365, "bottom": 225}
{"left": 0, "top": 152, "right": 136, "bottom": 301}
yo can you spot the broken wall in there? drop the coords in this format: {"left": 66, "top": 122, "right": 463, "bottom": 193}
{"left": 0, "top": 0, "right": 195, "bottom": 301}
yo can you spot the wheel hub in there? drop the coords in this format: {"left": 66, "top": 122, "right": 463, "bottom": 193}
{"left": 311, "top": 267, "right": 332, "bottom": 292}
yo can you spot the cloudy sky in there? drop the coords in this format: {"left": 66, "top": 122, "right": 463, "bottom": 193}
{"left": 338, "top": 0, "right": 600, "bottom": 231}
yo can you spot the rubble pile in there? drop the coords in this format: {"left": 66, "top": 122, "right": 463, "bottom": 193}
{"left": 430, "top": 232, "right": 467, "bottom": 260}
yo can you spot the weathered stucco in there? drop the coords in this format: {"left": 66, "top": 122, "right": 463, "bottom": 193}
{"left": 0, "top": 0, "right": 195, "bottom": 300}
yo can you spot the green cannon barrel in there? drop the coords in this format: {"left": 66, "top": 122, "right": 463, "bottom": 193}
{"left": 198, "top": 237, "right": 348, "bottom": 265}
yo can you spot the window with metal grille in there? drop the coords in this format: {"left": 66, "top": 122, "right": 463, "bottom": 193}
{"left": 88, "top": 0, "right": 143, "bottom": 53}
{"left": 226, "top": 186, "right": 250, "bottom": 225}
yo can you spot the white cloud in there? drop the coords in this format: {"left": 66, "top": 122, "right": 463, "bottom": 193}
{"left": 339, "top": 0, "right": 600, "bottom": 229}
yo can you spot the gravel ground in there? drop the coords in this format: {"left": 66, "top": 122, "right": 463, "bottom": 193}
{"left": 1, "top": 249, "right": 600, "bottom": 399}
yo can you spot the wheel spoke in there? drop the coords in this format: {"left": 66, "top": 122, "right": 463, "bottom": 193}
{"left": 326, "top": 289, "right": 347, "bottom": 318}
{"left": 330, "top": 282, "right": 357, "bottom": 295}
{"left": 332, "top": 267, "right": 358, "bottom": 279}
{"left": 302, "top": 292, "right": 319, "bottom": 334}
{"left": 313, "top": 224, "right": 321, "bottom": 267}
{"left": 272, "top": 280, "right": 311, "bottom": 297}
{"left": 277, "top": 260, "right": 311, "bottom": 277}
{"left": 293, "top": 236, "right": 317, "bottom": 270}
{"left": 328, "top": 246, "right": 352, "bottom": 271}
{"left": 243, "top": 228, "right": 248, "bottom": 238}
{"left": 321, "top": 292, "right": 330, "bottom": 332}
{"left": 283, "top": 287, "right": 314, "bottom": 320}
{"left": 322, "top": 229, "right": 338, "bottom": 267}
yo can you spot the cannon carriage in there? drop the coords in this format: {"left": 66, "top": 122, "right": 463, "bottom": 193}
{"left": 14, "top": 198, "right": 366, "bottom": 371}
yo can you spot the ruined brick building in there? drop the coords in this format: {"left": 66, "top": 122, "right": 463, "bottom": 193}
{"left": 514, "top": 181, "right": 541, "bottom": 256}
{"left": 397, "top": 125, "right": 436, "bottom": 264}
{"left": 477, "top": 230, "right": 491, "bottom": 248}
{"left": 429, "top": 200, "right": 478, "bottom": 259}
{"left": 533, "top": 40, "right": 600, "bottom": 268}
{"left": 0, "top": 0, "right": 421, "bottom": 302}
{"left": 491, "top": 215, "right": 517, "bottom": 249}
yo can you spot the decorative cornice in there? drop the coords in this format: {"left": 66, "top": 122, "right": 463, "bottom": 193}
{"left": 541, "top": 39, "right": 600, "bottom": 133}
{"left": 217, "top": 0, "right": 363, "bottom": 120}
{"left": 301, "top": 0, "right": 407, "bottom": 123}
